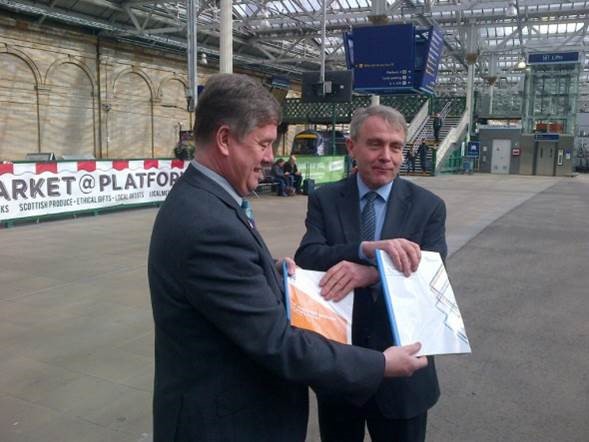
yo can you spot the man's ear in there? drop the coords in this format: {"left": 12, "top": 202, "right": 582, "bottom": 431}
{"left": 346, "top": 137, "right": 355, "bottom": 159}
{"left": 215, "top": 125, "right": 232, "bottom": 157}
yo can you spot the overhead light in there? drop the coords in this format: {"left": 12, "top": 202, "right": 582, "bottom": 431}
{"left": 517, "top": 58, "right": 526, "bottom": 69}
{"left": 506, "top": 3, "right": 518, "bottom": 17}
{"left": 200, "top": 52, "right": 208, "bottom": 65}
{"left": 262, "top": 9, "right": 271, "bottom": 27}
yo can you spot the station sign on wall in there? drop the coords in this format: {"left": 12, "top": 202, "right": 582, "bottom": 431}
{"left": 527, "top": 52, "right": 580, "bottom": 65}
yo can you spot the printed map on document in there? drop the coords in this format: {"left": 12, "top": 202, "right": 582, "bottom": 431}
{"left": 283, "top": 266, "right": 354, "bottom": 345}
{"left": 376, "top": 250, "right": 471, "bottom": 356}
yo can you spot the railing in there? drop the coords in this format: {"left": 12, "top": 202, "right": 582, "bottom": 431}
{"left": 437, "top": 149, "right": 464, "bottom": 174}
{"left": 407, "top": 99, "right": 430, "bottom": 144}
{"left": 435, "top": 111, "right": 469, "bottom": 172}
{"left": 282, "top": 95, "right": 428, "bottom": 125}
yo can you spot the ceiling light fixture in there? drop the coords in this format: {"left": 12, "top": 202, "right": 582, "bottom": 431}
{"left": 506, "top": 3, "right": 517, "bottom": 17}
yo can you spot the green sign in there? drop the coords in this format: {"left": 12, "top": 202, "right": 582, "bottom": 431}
{"left": 281, "top": 155, "right": 348, "bottom": 184}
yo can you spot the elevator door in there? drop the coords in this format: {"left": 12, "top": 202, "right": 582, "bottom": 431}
{"left": 535, "top": 141, "right": 556, "bottom": 176}
{"left": 491, "top": 139, "right": 511, "bottom": 174}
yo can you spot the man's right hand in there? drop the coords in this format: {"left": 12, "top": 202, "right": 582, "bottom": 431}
{"left": 382, "top": 343, "right": 428, "bottom": 377}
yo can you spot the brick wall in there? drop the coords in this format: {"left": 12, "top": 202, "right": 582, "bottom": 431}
{"left": 0, "top": 17, "right": 216, "bottom": 161}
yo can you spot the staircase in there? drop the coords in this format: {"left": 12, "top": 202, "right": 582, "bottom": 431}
{"left": 401, "top": 103, "right": 460, "bottom": 176}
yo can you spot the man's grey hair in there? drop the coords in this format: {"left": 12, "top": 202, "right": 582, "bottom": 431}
{"left": 349, "top": 105, "right": 407, "bottom": 141}
{"left": 194, "top": 73, "right": 281, "bottom": 146}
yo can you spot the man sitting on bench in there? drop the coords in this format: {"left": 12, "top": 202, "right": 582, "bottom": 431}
{"left": 271, "top": 159, "right": 294, "bottom": 196}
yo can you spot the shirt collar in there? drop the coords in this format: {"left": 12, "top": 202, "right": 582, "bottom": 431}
{"left": 191, "top": 159, "right": 243, "bottom": 206}
{"left": 356, "top": 173, "right": 394, "bottom": 202}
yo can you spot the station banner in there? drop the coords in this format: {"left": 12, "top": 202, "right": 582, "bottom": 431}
{"left": 292, "top": 156, "right": 347, "bottom": 184}
{"left": 0, "top": 159, "right": 189, "bottom": 222}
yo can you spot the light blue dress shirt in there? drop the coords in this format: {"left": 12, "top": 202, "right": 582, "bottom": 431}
{"left": 191, "top": 159, "right": 243, "bottom": 206}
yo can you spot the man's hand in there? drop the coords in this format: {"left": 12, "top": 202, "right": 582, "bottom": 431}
{"left": 383, "top": 343, "right": 428, "bottom": 377}
{"left": 361, "top": 239, "right": 421, "bottom": 277}
{"left": 276, "top": 257, "right": 296, "bottom": 276}
{"left": 319, "top": 261, "right": 379, "bottom": 301}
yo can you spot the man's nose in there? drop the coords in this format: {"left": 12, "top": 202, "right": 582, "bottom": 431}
{"left": 380, "top": 147, "right": 393, "bottom": 162}
{"left": 263, "top": 147, "right": 274, "bottom": 164}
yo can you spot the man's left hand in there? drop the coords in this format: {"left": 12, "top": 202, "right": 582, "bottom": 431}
{"left": 319, "top": 261, "right": 379, "bottom": 301}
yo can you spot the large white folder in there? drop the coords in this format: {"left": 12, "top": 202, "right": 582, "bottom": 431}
{"left": 376, "top": 250, "right": 471, "bottom": 356}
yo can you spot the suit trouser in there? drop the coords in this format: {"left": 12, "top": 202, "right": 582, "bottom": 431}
{"left": 317, "top": 397, "right": 427, "bottom": 442}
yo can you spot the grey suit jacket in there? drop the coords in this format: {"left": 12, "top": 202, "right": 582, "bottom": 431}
{"left": 295, "top": 175, "right": 448, "bottom": 419}
{"left": 148, "top": 166, "right": 386, "bottom": 442}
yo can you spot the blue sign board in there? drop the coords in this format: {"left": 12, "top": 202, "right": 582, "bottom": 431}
{"left": 534, "top": 133, "right": 560, "bottom": 141}
{"left": 345, "top": 24, "right": 415, "bottom": 93}
{"left": 466, "top": 141, "right": 480, "bottom": 158}
{"left": 344, "top": 24, "right": 442, "bottom": 94}
{"left": 416, "top": 26, "right": 444, "bottom": 93}
{"left": 527, "top": 52, "right": 580, "bottom": 65}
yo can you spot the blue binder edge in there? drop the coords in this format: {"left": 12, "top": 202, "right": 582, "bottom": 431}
{"left": 281, "top": 260, "right": 291, "bottom": 321}
{"left": 375, "top": 250, "right": 401, "bottom": 345}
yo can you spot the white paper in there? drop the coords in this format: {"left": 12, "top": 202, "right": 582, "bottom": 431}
{"left": 376, "top": 250, "right": 471, "bottom": 356}
{"left": 284, "top": 267, "right": 354, "bottom": 345}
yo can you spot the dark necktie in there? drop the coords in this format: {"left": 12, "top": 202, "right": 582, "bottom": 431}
{"left": 360, "top": 191, "right": 378, "bottom": 241}
{"left": 241, "top": 199, "right": 256, "bottom": 228}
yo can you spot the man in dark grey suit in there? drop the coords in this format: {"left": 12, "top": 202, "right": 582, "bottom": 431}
{"left": 148, "top": 74, "right": 429, "bottom": 442}
{"left": 296, "top": 105, "right": 448, "bottom": 442}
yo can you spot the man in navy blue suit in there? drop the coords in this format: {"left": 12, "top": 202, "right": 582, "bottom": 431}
{"left": 296, "top": 105, "right": 448, "bottom": 442}
{"left": 148, "top": 75, "right": 429, "bottom": 442}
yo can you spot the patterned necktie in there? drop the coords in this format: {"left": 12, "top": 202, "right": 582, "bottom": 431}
{"left": 241, "top": 199, "right": 256, "bottom": 228}
{"left": 360, "top": 191, "right": 378, "bottom": 241}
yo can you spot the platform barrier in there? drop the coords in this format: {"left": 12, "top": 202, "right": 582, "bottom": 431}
{"left": 0, "top": 159, "right": 189, "bottom": 226}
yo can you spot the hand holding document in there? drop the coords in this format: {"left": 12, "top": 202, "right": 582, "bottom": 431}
{"left": 283, "top": 265, "right": 354, "bottom": 345}
{"left": 283, "top": 253, "right": 471, "bottom": 356}
{"left": 376, "top": 250, "right": 471, "bottom": 356}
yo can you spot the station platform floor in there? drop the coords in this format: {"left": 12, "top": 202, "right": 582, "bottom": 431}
{"left": 1, "top": 173, "right": 588, "bottom": 442}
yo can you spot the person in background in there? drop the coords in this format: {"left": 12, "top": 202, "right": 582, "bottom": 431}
{"left": 283, "top": 154, "right": 303, "bottom": 194}
{"left": 418, "top": 140, "right": 429, "bottom": 174}
{"left": 271, "top": 158, "right": 293, "bottom": 196}
{"left": 432, "top": 113, "right": 443, "bottom": 144}
{"left": 296, "top": 105, "right": 448, "bottom": 442}
{"left": 148, "top": 74, "right": 429, "bottom": 442}
{"left": 406, "top": 145, "right": 416, "bottom": 174}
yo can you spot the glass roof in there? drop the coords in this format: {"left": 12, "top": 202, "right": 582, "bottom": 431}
{"left": 0, "top": 0, "right": 587, "bottom": 97}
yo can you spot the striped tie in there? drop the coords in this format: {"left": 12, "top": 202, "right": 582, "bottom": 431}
{"left": 360, "top": 191, "right": 378, "bottom": 241}
{"left": 241, "top": 199, "right": 256, "bottom": 228}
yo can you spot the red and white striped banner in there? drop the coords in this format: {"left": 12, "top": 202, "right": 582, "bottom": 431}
{"left": 0, "top": 159, "right": 189, "bottom": 222}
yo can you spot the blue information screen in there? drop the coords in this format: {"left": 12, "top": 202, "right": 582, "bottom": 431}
{"left": 534, "top": 133, "right": 560, "bottom": 141}
{"left": 350, "top": 24, "right": 415, "bottom": 92}
{"left": 344, "top": 24, "right": 443, "bottom": 94}
{"left": 420, "top": 26, "right": 444, "bottom": 92}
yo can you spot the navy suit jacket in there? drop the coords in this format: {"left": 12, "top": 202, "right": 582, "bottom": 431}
{"left": 148, "top": 165, "right": 386, "bottom": 442}
{"left": 295, "top": 175, "right": 448, "bottom": 419}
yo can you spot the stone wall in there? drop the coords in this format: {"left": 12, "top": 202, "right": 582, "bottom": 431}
{"left": 0, "top": 17, "right": 212, "bottom": 161}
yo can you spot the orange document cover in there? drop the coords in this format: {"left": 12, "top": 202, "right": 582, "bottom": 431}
{"left": 283, "top": 266, "right": 354, "bottom": 345}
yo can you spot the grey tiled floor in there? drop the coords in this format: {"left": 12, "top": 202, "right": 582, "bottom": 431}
{"left": 1, "top": 173, "right": 588, "bottom": 442}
